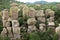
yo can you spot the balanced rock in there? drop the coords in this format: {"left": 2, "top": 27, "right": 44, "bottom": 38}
{"left": 27, "top": 18, "right": 36, "bottom": 25}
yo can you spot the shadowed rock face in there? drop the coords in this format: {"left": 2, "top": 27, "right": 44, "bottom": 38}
{"left": 1, "top": 27, "right": 12, "bottom": 38}
{"left": 1, "top": 27, "right": 20, "bottom": 39}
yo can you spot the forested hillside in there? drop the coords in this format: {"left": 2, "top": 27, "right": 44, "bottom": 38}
{"left": 0, "top": 0, "right": 60, "bottom": 40}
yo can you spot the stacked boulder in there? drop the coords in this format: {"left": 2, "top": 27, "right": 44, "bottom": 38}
{"left": 1, "top": 3, "right": 20, "bottom": 40}
{"left": 46, "top": 9, "right": 55, "bottom": 29}
{"left": 27, "top": 18, "right": 37, "bottom": 33}
{"left": 36, "top": 10, "right": 46, "bottom": 32}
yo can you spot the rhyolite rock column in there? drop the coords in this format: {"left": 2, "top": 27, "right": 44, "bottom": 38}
{"left": 45, "top": 9, "right": 52, "bottom": 16}
{"left": 27, "top": 18, "right": 37, "bottom": 33}
{"left": 2, "top": 9, "right": 9, "bottom": 27}
{"left": 23, "top": 6, "right": 29, "bottom": 18}
{"left": 1, "top": 3, "right": 21, "bottom": 40}
{"left": 1, "top": 19, "right": 13, "bottom": 39}
{"left": 47, "top": 10, "right": 55, "bottom": 29}
{"left": 28, "top": 7, "right": 36, "bottom": 18}
{"left": 36, "top": 10, "right": 45, "bottom": 23}
{"left": 10, "top": 3, "right": 20, "bottom": 20}
{"left": 12, "top": 20, "right": 20, "bottom": 40}
{"left": 39, "top": 23, "right": 46, "bottom": 32}
{"left": 55, "top": 24, "right": 60, "bottom": 40}
{"left": 10, "top": 3, "right": 20, "bottom": 40}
